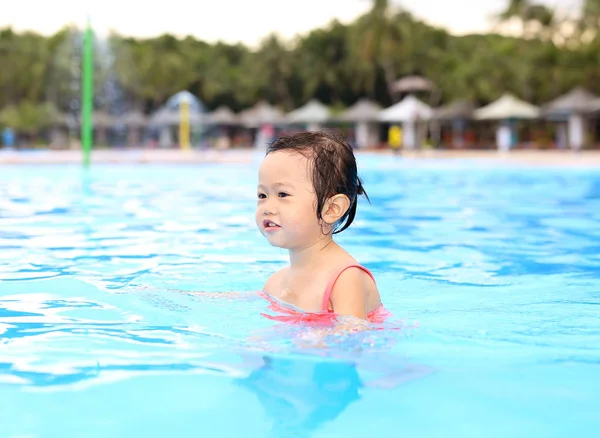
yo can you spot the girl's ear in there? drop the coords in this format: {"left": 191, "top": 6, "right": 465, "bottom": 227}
{"left": 321, "top": 194, "right": 351, "bottom": 225}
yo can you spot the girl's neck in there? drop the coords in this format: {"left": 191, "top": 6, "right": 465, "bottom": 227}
{"left": 288, "top": 235, "right": 336, "bottom": 271}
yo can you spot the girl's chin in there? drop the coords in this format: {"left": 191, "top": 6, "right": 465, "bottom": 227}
{"left": 263, "top": 234, "right": 288, "bottom": 248}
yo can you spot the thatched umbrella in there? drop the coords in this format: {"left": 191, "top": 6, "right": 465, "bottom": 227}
{"left": 121, "top": 110, "right": 148, "bottom": 127}
{"left": 392, "top": 75, "right": 435, "bottom": 93}
{"left": 474, "top": 94, "right": 540, "bottom": 120}
{"left": 433, "top": 100, "right": 476, "bottom": 148}
{"left": 240, "top": 101, "right": 284, "bottom": 128}
{"left": 149, "top": 108, "right": 178, "bottom": 126}
{"left": 92, "top": 110, "right": 114, "bottom": 128}
{"left": 474, "top": 94, "right": 540, "bottom": 151}
{"left": 338, "top": 99, "right": 381, "bottom": 122}
{"left": 434, "top": 100, "right": 476, "bottom": 121}
{"left": 87, "top": 110, "right": 114, "bottom": 146}
{"left": 337, "top": 99, "right": 381, "bottom": 148}
{"left": 543, "top": 87, "right": 600, "bottom": 116}
{"left": 53, "top": 111, "right": 77, "bottom": 129}
{"left": 121, "top": 110, "right": 148, "bottom": 147}
{"left": 238, "top": 101, "right": 284, "bottom": 149}
{"left": 543, "top": 87, "right": 600, "bottom": 150}
{"left": 148, "top": 106, "right": 205, "bottom": 126}
{"left": 379, "top": 95, "right": 433, "bottom": 149}
{"left": 207, "top": 106, "right": 240, "bottom": 149}
{"left": 391, "top": 75, "right": 440, "bottom": 106}
{"left": 286, "top": 100, "right": 330, "bottom": 131}
{"left": 48, "top": 111, "right": 75, "bottom": 149}
{"left": 209, "top": 106, "right": 239, "bottom": 125}
{"left": 380, "top": 95, "right": 434, "bottom": 121}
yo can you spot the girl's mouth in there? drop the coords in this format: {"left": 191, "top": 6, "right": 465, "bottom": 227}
{"left": 263, "top": 219, "right": 280, "bottom": 231}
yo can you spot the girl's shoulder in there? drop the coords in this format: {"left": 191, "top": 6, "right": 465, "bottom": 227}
{"left": 262, "top": 266, "right": 290, "bottom": 293}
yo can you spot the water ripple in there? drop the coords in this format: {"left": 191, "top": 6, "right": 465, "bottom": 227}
{"left": 1, "top": 163, "right": 599, "bottom": 436}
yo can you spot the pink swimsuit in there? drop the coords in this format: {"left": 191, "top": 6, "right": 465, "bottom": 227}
{"left": 260, "top": 264, "right": 392, "bottom": 325}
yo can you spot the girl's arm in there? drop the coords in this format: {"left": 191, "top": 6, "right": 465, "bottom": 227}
{"left": 293, "top": 315, "right": 372, "bottom": 349}
{"left": 329, "top": 268, "right": 371, "bottom": 320}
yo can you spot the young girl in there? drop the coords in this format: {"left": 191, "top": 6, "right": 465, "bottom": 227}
{"left": 256, "top": 131, "right": 391, "bottom": 325}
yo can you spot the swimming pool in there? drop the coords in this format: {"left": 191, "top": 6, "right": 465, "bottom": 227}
{"left": 1, "top": 155, "right": 599, "bottom": 437}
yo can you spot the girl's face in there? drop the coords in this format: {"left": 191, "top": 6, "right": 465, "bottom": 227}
{"left": 256, "top": 151, "right": 326, "bottom": 250}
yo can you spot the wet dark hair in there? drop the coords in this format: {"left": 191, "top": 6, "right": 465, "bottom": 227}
{"left": 266, "top": 130, "right": 369, "bottom": 234}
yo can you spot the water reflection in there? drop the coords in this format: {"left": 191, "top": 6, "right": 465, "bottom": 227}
{"left": 236, "top": 356, "right": 363, "bottom": 437}
{"left": 236, "top": 353, "right": 432, "bottom": 437}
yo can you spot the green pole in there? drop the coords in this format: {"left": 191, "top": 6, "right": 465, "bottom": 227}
{"left": 81, "top": 18, "right": 94, "bottom": 167}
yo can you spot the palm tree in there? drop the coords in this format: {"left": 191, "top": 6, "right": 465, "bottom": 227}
{"left": 498, "top": 0, "right": 556, "bottom": 40}
{"left": 297, "top": 21, "right": 354, "bottom": 105}
{"left": 350, "top": 0, "right": 403, "bottom": 101}
{"left": 253, "top": 35, "right": 295, "bottom": 109}
{"left": 525, "top": 4, "right": 556, "bottom": 41}
{"left": 497, "top": 0, "right": 531, "bottom": 36}
{"left": 582, "top": 0, "right": 600, "bottom": 32}
{"left": 496, "top": 0, "right": 558, "bottom": 101}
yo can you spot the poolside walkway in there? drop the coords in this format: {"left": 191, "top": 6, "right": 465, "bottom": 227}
{"left": 1, "top": 148, "right": 600, "bottom": 167}
{"left": 0, "top": 149, "right": 256, "bottom": 165}
{"left": 397, "top": 149, "right": 600, "bottom": 167}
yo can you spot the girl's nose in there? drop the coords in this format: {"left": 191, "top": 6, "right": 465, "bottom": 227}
{"left": 262, "top": 200, "right": 275, "bottom": 215}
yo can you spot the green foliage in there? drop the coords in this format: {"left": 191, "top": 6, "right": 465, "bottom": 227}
{"left": 0, "top": 101, "right": 59, "bottom": 133}
{"left": 0, "top": 0, "right": 598, "bottom": 137}
{"left": 583, "top": 0, "right": 600, "bottom": 31}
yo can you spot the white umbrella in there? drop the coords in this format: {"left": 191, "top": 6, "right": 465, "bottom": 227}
{"left": 209, "top": 106, "right": 239, "bottom": 125}
{"left": 338, "top": 99, "right": 382, "bottom": 148}
{"left": 286, "top": 100, "right": 330, "bottom": 129}
{"left": 121, "top": 110, "right": 148, "bottom": 127}
{"left": 379, "top": 95, "right": 433, "bottom": 150}
{"left": 337, "top": 99, "right": 382, "bottom": 123}
{"left": 474, "top": 94, "right": 540, "bottom": 120}
{"left": 392, "top": 75, "right": 435, "bottom": 93}
{"left": 240, "top": 101, "right": 284, "bottom": 128}
{"left": 379, "top": 95, "right": 433, "bottom": 122}
{"left": 474, "top": 94, "right": 540, "bottom": 152}
{"left": 543, "top": 88, "right": 600, "bottom": 151}
{"left": 543, "top": 87, "right": 600, "bottom": 116}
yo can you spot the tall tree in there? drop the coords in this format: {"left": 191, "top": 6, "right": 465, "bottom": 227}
{"left": 297, "top": 21, "right": 356, "bottom": 105}
{"left": 582, "top": 0, "right": 600, "bottom": 33}
{"left": 113, "top": 34, "right": 196, "bottom": 107}
{"left": 350, "top": 0, "right": 404, "bottom": 101}
{"left": 246, "top": 35, "right": 295, "bottom": 109}
{"left": 498, "top": 0, "right": 556, "bottom": 40}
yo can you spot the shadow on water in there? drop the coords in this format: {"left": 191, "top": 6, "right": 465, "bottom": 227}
{"left": 234, "top": 352, "right": 432, "bottom": 438}
{"left": 236, "top": 356, "right": 363, "bottom": 438}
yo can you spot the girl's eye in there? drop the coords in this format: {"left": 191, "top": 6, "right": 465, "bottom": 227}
{"left": 257, "top": 193, "right": 266, "bottom": 199}
{"left": 278, "top": 192, "right": 290, "bottom": 198}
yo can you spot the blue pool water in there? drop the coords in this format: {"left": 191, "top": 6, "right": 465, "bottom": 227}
{"left": 1, "top": 156, "right": 599, "bottom": 437}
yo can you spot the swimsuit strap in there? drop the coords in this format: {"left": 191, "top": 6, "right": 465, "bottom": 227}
{"left": 321, "top": 264, "right": 376, "bottom": 313}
